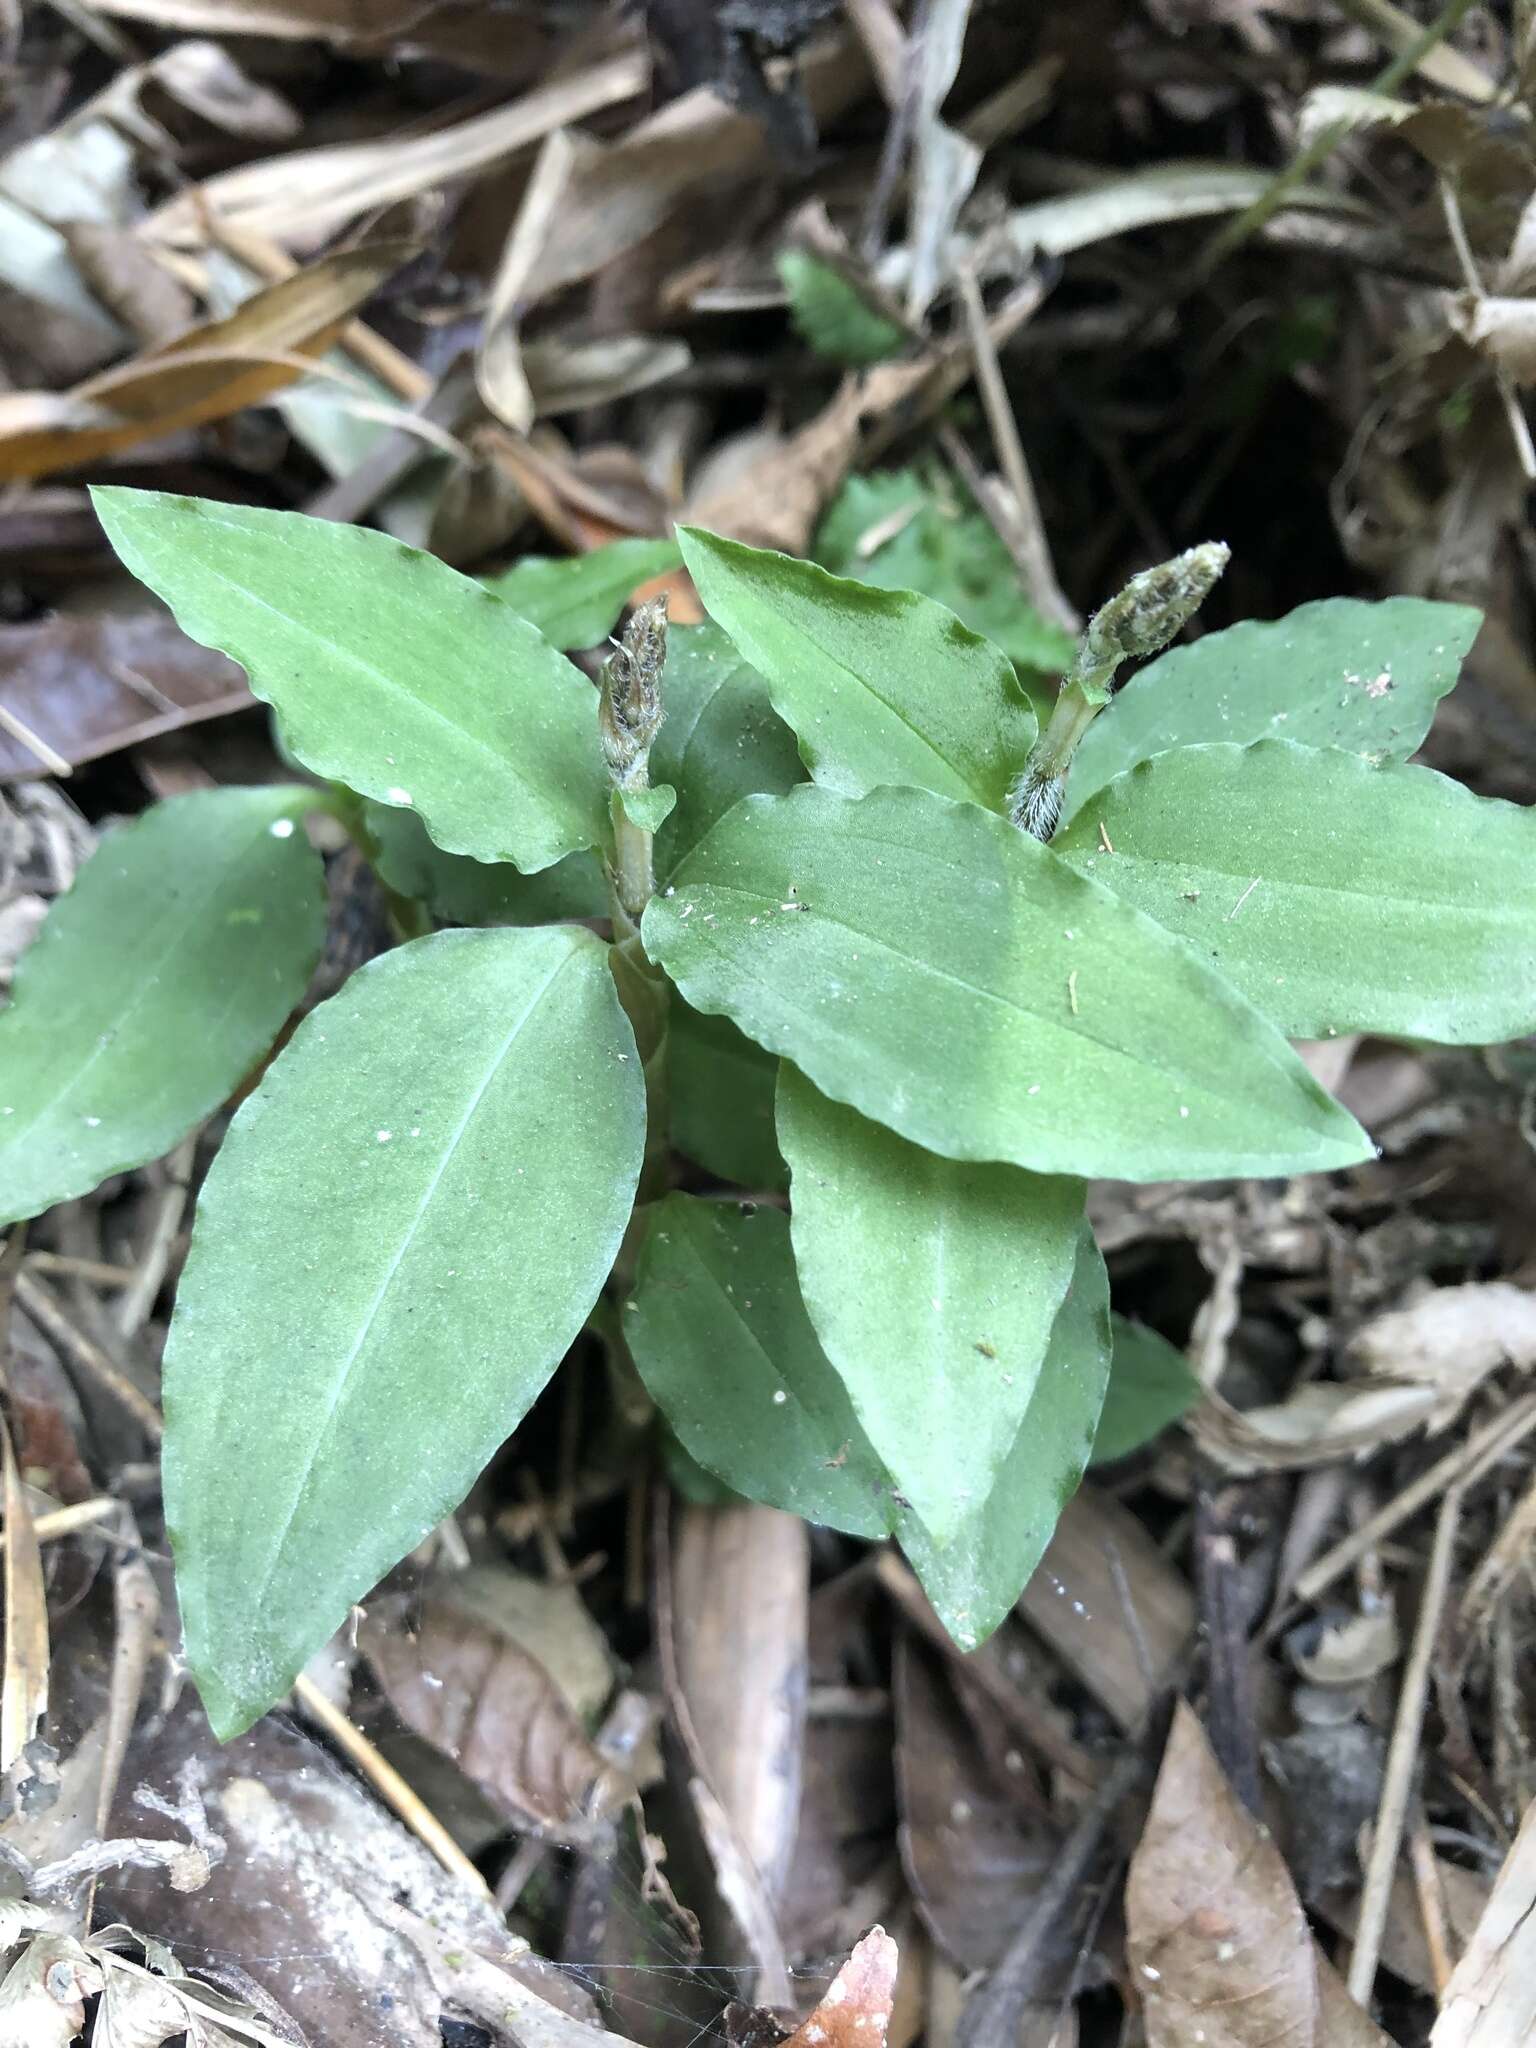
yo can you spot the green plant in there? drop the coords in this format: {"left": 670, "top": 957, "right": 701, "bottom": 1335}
{"left": 4, "top": 486, "right": 1520, "bottom": 1741}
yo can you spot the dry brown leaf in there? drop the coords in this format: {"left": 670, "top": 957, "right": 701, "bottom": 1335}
{"left": 60, "top": 224, "right": 198, "bottom": 347}
{"left": 0, "top": 240, "right": 414, "bottom": 481}
{"left": 1017, "top": 1485, "right": 1193, "bottom": 1731}
{"left": 1126, "top": 1702, "right": 1390, "bottom": 2048}
{"left": 893, "top": 1633, "right": 1071, "bottom": 1977}
{"left": 359, "top": 1585, "right": 629, "bottom": 1846}
{"left": 671, "top": 1502, "right": 807, "bottom": 1903}
{"left": 784, "top": 1926, "right": 899, "bottom": 2048}
{"left": 477, "top": 126, "right": 593, "bottom": 434}
{"left": 519, "top": 41, "right": 872, "bottom": 308}
{"left": 1431, "top": 1797, "right": 1536, "bottom": 2048}
{"left": 147, "top": 50, "right": 648, "bottom": 251}
{"left": 0, "top": 610, "right": 248, "bottom": 780}
{"left": 688, "top": 359, "right": 931, "bottom": 556}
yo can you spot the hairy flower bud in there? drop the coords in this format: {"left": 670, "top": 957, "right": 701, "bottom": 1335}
{"left": 1079, "top": 541, "right": 1230, "bottom": 677}
{"left": 600, "top": 595, "right": 669, "bottom": 790}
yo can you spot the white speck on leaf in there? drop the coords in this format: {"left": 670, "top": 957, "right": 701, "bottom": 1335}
{"left": 268, "top": 817, "right": 296, "bottom": 838}
{"left": 376, "top": 1130, "right": 393, "bottom": 1143}
{"left": 385, "top": 787, "right": 413, "bottom": 805}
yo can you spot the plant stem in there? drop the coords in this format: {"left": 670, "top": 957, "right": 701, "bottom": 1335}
{"left": 610, "top": 790, "right": 655, "bottom": 924}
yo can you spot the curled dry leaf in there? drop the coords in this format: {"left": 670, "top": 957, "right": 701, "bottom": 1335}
{"left": 1126, "top": 1701, "right": 1390, "bottom": 2048}
{"left": 359, "top": 1584, "right": 630, "bottom": 1846}
{"left": 0, "top": 242, "right": 416, "bottom": 483}
{"left": 1191, "top": 1281, "right": 1536, "bottom": 1475}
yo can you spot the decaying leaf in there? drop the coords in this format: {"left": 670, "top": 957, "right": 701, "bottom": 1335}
{"left": 359, "top": 1583, "right": 629, "bottom": 1846}
{"left": 0, "top": 612, "right": 249, "bottom": 781}
{"left": 1347, "top": 1282, "right": 1536, "bottom": 1426}
{"left": 0, "top": 1934, "right": 102, "bottom": 2048}
{"left": 98, "top": 1698, "right": 598, "bottom": 2045}
{"left": 1191, "top": 1282, "right": 1536, "bottom": 1474}
{"left": 146, "top": 52, "right": 649, "bottom": 250}
{"left": 0, "top": 242, "right": 415, "bottom": 482}
{"left": 782, "top": 1927, "right": 899, "bottom": 2048}
{"left": 1126, "top": 1702, "right": 1390, "bottom": 2047}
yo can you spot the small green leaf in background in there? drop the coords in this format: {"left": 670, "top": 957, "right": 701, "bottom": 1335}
{"left": 488, "top": 535, "right": 682, "bottom": 649}
{"left": 1090, "top": 1316, "right": 1201, "bottom": 1466}
{"left": 677, "top": 527, "right": 1038, "bottom": 813}
{"left": 1062, "top": 593, "right": 1481, "bottom": 823}
{"left": 165, "top": 924, "right": 644, "bottom": 1739}
{"left": 669, "top": 1003, "right": 784, "bottom": 1189}
{"left": 776, "top": 248, "right": 907, "bottom": 366}
{"left": 644, "top": 783, "right": 1371, "bottom": 1183}
{"left": 93, "top": 489, "right": 609, "bottom": 875}
{"left": 0, "top": 787, "right": 324, "bottom": 1228}
{"left": 1057, "top": 741, "right": 1536, "bottom": 1043}
{"left": 903, "top": 1228, "right": 1111, "bottom": 1649}
{"left": 626, "top": 1194, "right": 893, "bottom": 1537}
{"left": 814, "top": 469, "right": 1076, "bottom": 682}
{"left": 650, "top": 622, "right": 803, "bottom": 873}
{"left": 777, "top": 1066, "right": 1084, "bottom": 1543}
{"left": 364, "top": 803, "right": 608, "bottom": 928}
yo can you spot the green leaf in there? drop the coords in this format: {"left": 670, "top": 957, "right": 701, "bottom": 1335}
{"left": 643, "top": 783, "right": 1371, "bottom": 1183}
{"left": 1057, "top": 740, "right": 1536, "bottom": 1043}
{"left": 165, "top": 925, "right": 644, "bottom": 1738}
{"left": 669, "top": 1002, "right": 784, "bottom": 1189}
{"left": 364, "top": 803, "right": 608, "bottom": 927}
{"left": 488, "top": 536, "right": 682, "bottom": 649}
{"left": 0, "top": 788, "right": 324, "bottom": 1228}
{"left": 632, "top": 1195, "right": 1112, "bottom": 1654}
{"left": 677, "top": 527, "right": 1038, "bottom": 812}
{"left": 616, "top": 784, "right": 677, "bottom": 834}
{"left": 777, "top": 1066, "right": 1083, "bottom": 1543}
{"left": 1063, "top": 594, "right": 1481, "bottom": 823}
{"left": 814, "top": 470, "right": 1075, "bottom": 680}
{"left": 650, "top": 622, "right": 803, "bottom": 873}
{"left": 901, "top": 1228, "right": 1111, "bottom": 1648}
{"left": 627, "top": 1194, "right": 894, "bottom": 1537}
{"left": 92, "top": 489, "right": 609, "bottom": 874}
{"left": 1091, "top": 1316, "right": 1200, "bottom": 1466}
{"left": 776, "top": 248, "right": 906, "bottom": 366}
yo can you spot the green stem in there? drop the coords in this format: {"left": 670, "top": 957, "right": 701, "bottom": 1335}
{"left": 610, "top": 787, "right": 656, "bottom": 925}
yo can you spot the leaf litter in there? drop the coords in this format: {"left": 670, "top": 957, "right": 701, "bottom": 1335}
{"left": 5, "top": 0, "right": 1536, "bottom": 2042}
